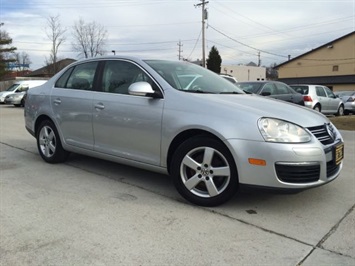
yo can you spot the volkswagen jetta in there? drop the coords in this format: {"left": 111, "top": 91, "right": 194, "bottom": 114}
{"left": 25, "top": 56, "right": 344, "bottom": 206}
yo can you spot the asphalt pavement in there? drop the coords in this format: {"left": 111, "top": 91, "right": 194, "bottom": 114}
{"left": 0, "top": 105, "right": 354, "bottom": 265}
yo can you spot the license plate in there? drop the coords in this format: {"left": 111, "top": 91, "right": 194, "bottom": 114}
{"left": 334, "top": 143, "right": 344, "bottom": 165}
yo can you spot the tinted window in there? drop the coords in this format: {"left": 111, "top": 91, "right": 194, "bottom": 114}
{"left": 55, "top": 62, "right": 98, "bottom": 90}
{"left": 261, "top": 83, "right": 276, "bottom": 95}
{"left": 275, "top": 83, "right": 291, "bottom": 95}
{"left": 101, "top": 60, "right": 159, "bottom": 95}
{"left": 316, "top": 86, "right": 326, "bottom": 97}
{"left": 55, "top": 68, "right": 73, "bottom": 88}
{"left": 290, "top": 85, "right": 308, "bottom": 95}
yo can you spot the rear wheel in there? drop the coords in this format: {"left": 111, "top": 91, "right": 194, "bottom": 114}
{"left": 313, "top": 104, "right": 321, "bottom": 112}
{"left": 335, "top": 105, "right": 344, "bottom": 116}
{"left": 171, "top": 136, "right": 238, "bottom": 206}
{"left": 36, "top": 120, "right": 69, "bottom": 163}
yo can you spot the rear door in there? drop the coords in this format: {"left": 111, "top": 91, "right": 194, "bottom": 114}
{"left": 50, "top": 61, "right": 98, "bottom": 150}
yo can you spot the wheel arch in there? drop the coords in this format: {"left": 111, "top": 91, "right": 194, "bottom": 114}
{"left": 34, "top": 115, "right": 56, "bottom": 136}
{"left": 167, "top": 129, "right": 225, "bottom": 174}
{"left": 313, "top": 103, "right": 321, "bottom": 111}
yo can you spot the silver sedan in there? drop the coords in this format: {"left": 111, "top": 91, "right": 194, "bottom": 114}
{"left": 24, "top": 56, "right": 344, "bottom": 206}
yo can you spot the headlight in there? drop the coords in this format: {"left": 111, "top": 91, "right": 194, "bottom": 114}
{"left": 258, "top": 118, "right": 311, "bottom": 143}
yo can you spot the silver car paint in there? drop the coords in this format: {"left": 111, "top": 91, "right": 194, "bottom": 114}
{"left": 25, "top": 56, "right": 343, "bottom": 190}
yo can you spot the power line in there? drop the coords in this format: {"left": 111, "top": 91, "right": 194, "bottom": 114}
{"left": 207, "top": 24, "right": 288, "bottom": 58}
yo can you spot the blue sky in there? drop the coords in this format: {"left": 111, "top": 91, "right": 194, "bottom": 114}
{"left": 1, "top": 0, "right": 354, "bottom": 70}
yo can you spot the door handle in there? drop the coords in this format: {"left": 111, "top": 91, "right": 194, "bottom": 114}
{"left": 53, "top": 98, "right": 61, "bottom": 105}
{"left": 94, "top": 103, "right": 105, "bottom": 110}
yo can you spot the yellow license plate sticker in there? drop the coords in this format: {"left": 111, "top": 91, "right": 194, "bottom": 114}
{"left": 335, "top": 143, "right": 344, "bottom": 165}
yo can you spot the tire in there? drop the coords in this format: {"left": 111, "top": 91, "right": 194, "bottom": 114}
{"left": 36, "top": 120, "right": 69, "bottom": 163}
{"left": 313, "top": 104, "right": 321, "bottom": 112}
{"left": 171, "top": 136, "right": 238, "bottom": 207}
{"left": 335, "top": 105, "right": 344, "bottom": 116}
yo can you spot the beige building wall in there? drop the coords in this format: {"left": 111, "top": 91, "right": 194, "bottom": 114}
{"left": 279, "top": 33, "right": 355, "bottom": 79}
{"left": 221, "top": 65, "right": 266, "bottom": 82}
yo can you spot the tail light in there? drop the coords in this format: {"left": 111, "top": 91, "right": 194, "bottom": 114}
{"left": 346, "top": 97, "right": 354, "bottom": 102}
{"left": 303, "top": 95, "right": 313, "bottom": 102}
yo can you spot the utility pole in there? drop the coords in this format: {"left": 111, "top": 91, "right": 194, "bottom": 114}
{"left": 257, "top": 51, "right": 261, "bottom": 66}
{"left": 195, "top": 0, "right": 208, "bottom": 67}
{"left": 177, "top": 40, "right": 183, "bottom": 60}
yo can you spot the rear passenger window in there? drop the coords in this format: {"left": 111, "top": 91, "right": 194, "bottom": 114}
{"left": 275, "top": 83, "right": 291, "bottom": 95}
{"left": 55, "top": 62, "right": 98, "bottom": 90}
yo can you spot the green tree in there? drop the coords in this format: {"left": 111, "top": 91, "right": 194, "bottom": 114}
{"left": 0, "top": 23, "right": 17, "bottom": 79}
{"left": 206, "top": 46, "right": 222, "bottom": 73}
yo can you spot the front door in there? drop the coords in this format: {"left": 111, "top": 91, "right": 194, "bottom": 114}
{"left": 92, "top": 60, "right": 164, "bottom": 166}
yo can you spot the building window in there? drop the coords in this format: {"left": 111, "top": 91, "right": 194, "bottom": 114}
{"left": 332, "top": 65, "right": 339, "bottom": 72}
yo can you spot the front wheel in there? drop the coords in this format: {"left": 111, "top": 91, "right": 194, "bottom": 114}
{"left": 171, "top": 136, "right": 238, "bottom": 206}
{"left": 36, "top": 120, "right": 69, "bottom": 163}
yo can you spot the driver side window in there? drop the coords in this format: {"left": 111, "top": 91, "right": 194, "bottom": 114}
{"left": 102, "top": 60, "right": 159, "bottom": 95}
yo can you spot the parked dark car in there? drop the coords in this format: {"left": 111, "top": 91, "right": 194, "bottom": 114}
{"left": 236, "top": 81, "right": 304, "bottom": 106}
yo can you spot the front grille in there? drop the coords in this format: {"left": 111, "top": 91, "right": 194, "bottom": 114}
{"left": 307, "top": 124, "right": 336, "bottom": 145}
{"left": 275, "top": 163, "right": 320, "bottom": 183}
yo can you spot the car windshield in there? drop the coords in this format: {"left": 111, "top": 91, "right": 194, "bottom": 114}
{"left": 235, "top": 82, "right": 264, "bottom": 93}
{"left": 144, "top": 60, "right": 244, "bottom": 94}
{"left": 5, "top": 84, "right": 20, "bottom": 92}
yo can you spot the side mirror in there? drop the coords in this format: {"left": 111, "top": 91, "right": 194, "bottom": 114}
{"left": 128, "top": 82, "right": 162, "bottom": 98}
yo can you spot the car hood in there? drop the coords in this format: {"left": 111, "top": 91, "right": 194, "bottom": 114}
{"left": 0, "top": 91, "right": 12, "bottom": 96}
{"left": 172, "top": 92, "right": 329, "bottom": 128}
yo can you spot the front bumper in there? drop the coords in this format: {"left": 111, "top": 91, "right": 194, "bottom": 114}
{"left": 225, "top": 135, "right": 343, "bottom": 190}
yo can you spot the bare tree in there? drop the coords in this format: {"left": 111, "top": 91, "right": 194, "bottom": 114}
{"left": 45, "top": 15, "right": 66, "bottom": 74}
{"left": 15, "top": 51, "right": 32, "bottom": 71}
{"left": 72, "top": 19, "right": 107, "bottom": 58}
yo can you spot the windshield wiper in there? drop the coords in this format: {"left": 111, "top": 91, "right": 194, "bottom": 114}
{"left": 219, "top": 91, "right": 242, "bottom": 94}
{"left": 184, "top": 90, "right": 210, "bottom": 93}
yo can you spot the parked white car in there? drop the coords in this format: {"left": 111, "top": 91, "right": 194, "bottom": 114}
{"left": 0, "top": 80, "right": 47, "bottom": 105}
{"left": 290, "top": 84, "right": 344, "bottom": 116}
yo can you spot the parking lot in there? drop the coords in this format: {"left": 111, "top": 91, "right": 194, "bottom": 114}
{"left": 0, "top": 104, "right": 354, "bottom": 265}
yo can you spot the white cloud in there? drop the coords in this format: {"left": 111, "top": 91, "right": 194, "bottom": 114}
{"left": 1, "top": 0, "right": 354, "bottom": 70}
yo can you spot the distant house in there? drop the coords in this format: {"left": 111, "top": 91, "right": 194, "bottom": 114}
{"left": 27, "top": 58, "right": 76, "bottom": 78}
{"left": 275, "top": 31, "right": 355, "bottom": 91}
